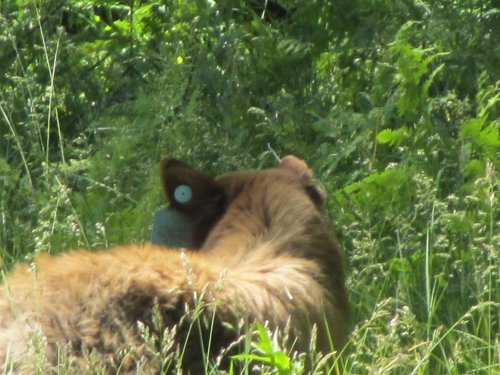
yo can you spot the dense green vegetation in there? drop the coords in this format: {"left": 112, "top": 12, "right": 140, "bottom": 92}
{"left": 1, "top": 0, "right": 498, "bottom": 373}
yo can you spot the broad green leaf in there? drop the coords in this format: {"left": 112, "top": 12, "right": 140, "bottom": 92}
{"left": 376, "top": 127, "right": 410, "bottom": 146}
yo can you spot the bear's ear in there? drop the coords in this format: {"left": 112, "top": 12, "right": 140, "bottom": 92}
{"left": 160, "top": 158, "right": 225, "bottom": 213}
{"left": 160, "top": 158, "right": 227, "bottom": 248}
{"left": 279, "top": 155, "right": 326, "bottom": 205}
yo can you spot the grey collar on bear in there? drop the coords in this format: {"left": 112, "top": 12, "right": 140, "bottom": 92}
{"left": 151, "top": 208, "right": 193, "bottom": 249}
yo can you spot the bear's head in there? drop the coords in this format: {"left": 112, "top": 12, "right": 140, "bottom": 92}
{"left": 159, "top": 156, "right": 326, "bottom": 249}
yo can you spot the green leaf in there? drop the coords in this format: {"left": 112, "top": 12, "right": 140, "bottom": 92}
{"left": 376, "top": 126, "right": 410, "bottom": 146}
{"left": 464, "top": 159, "right": 485, "bottom": 178}
{"left": 232, "top": 323, "right": 291, "bottom": 374}
{"left": 272, "top": 351, "right": 291, "bottom": 371}
{"left": 254, "top": 323, "right": 274, "bottom": 354}
{"left": 0, "top": 158, "right": 10, "bottom": 174}
{"left": 461, "top": 118, "right": 500, "bottom": 160}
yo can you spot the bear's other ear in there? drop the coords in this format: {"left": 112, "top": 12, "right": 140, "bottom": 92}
{"left": 160, "top": 158, "right": 225, "bottom": 213}
{"left": 279, "top": 155, "right": 326, "bottom": 205}
{"left": 279, "top": 155, "right": 314, "bottom": 184}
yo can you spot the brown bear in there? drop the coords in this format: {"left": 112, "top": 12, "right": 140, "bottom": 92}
{"left": 0, "top": 156, "right": 349, "bottom": 373}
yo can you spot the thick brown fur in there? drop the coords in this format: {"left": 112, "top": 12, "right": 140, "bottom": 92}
{"left": 0, "top": 156, "right": 349, "bottom": 373}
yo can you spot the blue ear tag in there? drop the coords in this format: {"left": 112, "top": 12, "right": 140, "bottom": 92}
{"left": 174, "top": 185, "right": 192, "bottom": 204}
{"left": 151, "top": 208, "right": 193, "bottom": 248}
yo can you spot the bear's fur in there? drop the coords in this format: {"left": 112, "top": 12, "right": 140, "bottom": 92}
{"left": 0, "top": 156, "right": 349, "bottom": 373}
